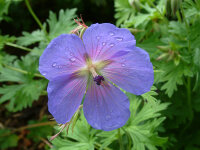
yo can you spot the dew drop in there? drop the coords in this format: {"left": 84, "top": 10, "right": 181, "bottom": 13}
{"left": 58, "top": 65, "right": 63, "bottom": 69}
{"left": 97, "top": 50, "right": 101, "bottom": 54}
{"left": 105, "top": 115, "right": 111, "bottom": 121}
{"left": 116, "top": 37, "right": 123, "bottom": 41}
{"left": 42, "top": 72, "right": 47, "bottom": 76}
{"left": 69, "top": 57, "right": 76, "bottom": 62}
{"left": 121, "top": 63, "right": 126, "bottom": 67}
{"left": 48, "top": 87, "right": 53, "bottom": 92}
{"left": 125, "top": 69, "right": 129, "bottom": 72}
{"left": 52, "top": 62, "right": 57, "bottom": 67}
{"left": 53, "top": 43, "right": 57, "bottom": 47}
{"left": 96, "top": 36, "right": 100, "bottom": 40}
{"left": 102, "top": 42, "right": 106, "bottom": 46}
{"left": 70, "top": 52, "right": 73, "bottom": 56}
{"left": 109, "top": 32, "right": 114, "bottom": 36}
{"left": 110, "top": 43, "right": 115, "bottom": 47}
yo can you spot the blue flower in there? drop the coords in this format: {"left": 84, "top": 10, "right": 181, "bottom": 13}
{"left": 39, "top": 23, "right": 154, "bottom": 131}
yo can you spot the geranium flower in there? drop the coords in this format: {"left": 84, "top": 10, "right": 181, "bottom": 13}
{"left": 39, "top": 23, "right": 154, "bottom": 131}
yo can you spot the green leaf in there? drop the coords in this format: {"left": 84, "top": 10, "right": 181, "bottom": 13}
{"left": 182, "top": 0, "right": 200, "bottom": 19}
{"left": 27, "top": 116, "right": 54, "bottom": 142}
{"left": 17, "top": 30, "right": 46, "bottom": 46}
{"left": 0, "top": 53, "right": 17, "bottom": 71}
{"left": 0, "top": 54, "right": 47, "bottom": 111}
{"left": 142, "top": 86, "right": 158, "bottom": 102}
{"left": 51, "top": 113, "right": 98, "bottom": 150}
{"left": 114, "top": 0, "right": 135, "bottom": 27}
{"left": 47, "top": 8, "right": 77, "bottom": 39}
{"left": 0, "top": 0, "right": 11, "bottom": 22}
{"left": 168, "top": 21, "right": 187, "bottom": 37}
{"left": 0, "top": 129, "right": 18, "bottom": 149}
{"left": 16, "top": 8, "right": 77, "bottom": 47}
{"left": 157, "top": 62, "right": 193, "bottom": 97}
{"left": 115, "top": 0, "right": 166, "bottom": 28}
{"left": 124, "top": 93, "right": 169, "bottom": 150}
{"left": 0, "top": 35, "right": 16, "bottom": 50}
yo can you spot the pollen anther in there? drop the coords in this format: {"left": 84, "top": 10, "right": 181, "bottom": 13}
{"left": 93, "top": 75, "right": 105, "bottom": 85}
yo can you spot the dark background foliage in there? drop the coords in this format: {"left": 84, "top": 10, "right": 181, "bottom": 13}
{"left": 0, "top": 0, "right": 115, "bottom": 35}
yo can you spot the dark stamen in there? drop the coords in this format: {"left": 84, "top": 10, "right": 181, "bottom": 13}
{"left": 93, "top": 75, "right": 104, "bottom": 85}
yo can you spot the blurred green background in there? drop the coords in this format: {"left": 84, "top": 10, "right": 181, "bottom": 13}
{"left": 0, "top": 0, "right": 200, "bottom": 150}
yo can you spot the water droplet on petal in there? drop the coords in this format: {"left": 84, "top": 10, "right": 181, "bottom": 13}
{"left": 70, "top": 52, "right": 73, "bottom": 56}
{"left": 106, "top": 115, "right": 111, "bottom": 121}
{"left": 48, "top": 87, "right": 53, "bottom": 92}
{"left": 109, "top": 32, "right": 114, "bottom": 36}
{"left": 42, "top": 72, "right": 47, "bottom": 76}
{"left": 52, "top": 62, "right": 57, "bottom": 67}
{"left": 58, "top": 65, "right": 63, "bottom": 69}
{"left": 102, "top": 42, "right": 106, "bottom": 46}
{"left": 97, "top": 50, "right": 101, "bottom": 54}
{"left": 53, "top": 43, "right": 57, "bottom": 47}
{"left": 121, "top": 63, "right": 125, "bottom": 67}
{"left": 110, "top": 43, "right": 115, "bottom": 47}
{"left": 116, "top": 37, "right": 123, "bottom": 41}
{"left": 96, "top": 36, "right": 100, "bottom": 40}
{"left": 124, "top": 69, "right": 129, "bottom": 72}
{"left": 69, "top": 57, "right": 76, "bottom": 62}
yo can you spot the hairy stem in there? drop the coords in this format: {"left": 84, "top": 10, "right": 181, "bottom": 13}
{"left": 4, "top": 64, "right": 45, "bottom": 78}
{"left": 25, "top": 0, "right": 49, "bottom": 41}
{"left": 25, "top": 0, "right": 44, "bottom": 31}
{"left": 39, "top": 137, "right": 53, "bottom": 148}
{"left": 0, "top": 121, "right": 56, "bottom": 137}
{"left": 5, "top": 42, "right": 32, "bottom": 52}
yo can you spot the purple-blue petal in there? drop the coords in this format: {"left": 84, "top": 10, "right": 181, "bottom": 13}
{"left": 39, "top": 34, "right": 86, "bottom": 81}
{"left": 47, "top": 75, "right": 87, "bottom": 124}
{"left": 83, "top": 81, "right": 130, "bottom": 131}
{"left": 82, "top": 23, "right": 136, "bottom": 61}
{"left": 102, "top": 47, "right": 154, "bottom": 95}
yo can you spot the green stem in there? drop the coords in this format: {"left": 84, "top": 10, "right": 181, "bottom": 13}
{"left": 25, "top": 0, "right": 50, "bottom": 42}
{"left": 118, "top": 128, "right": 124, "bottom": 150}
{"left": 0, "top": 121, "right": 56, "bottom": 137}
{"left": 25, "top": 0, "right": 44, "bottom": 31}
{"left": 4, "top": 64, "right": 45, "bottom": 78}
{"left": 5, "top": 42, "right": 32, "bottom": 52}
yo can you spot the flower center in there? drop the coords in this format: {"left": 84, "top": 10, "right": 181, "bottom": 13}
{"left": 93, "top": 75, "right": 104, "bottom": 85}
{"left": 83, "top": 53, "right": 109, "bottom": 86}
{"left": 89, "top": 67, "right": 104, "bottom": 85}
